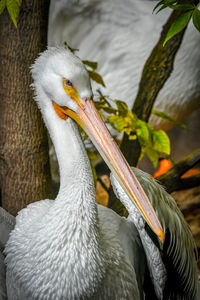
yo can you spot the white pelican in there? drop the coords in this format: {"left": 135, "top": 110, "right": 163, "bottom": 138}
{"left": 48, "top": 0, "right": 200, "bottom": 130}
{"left": 2, "top": 47, "right": 198, "bottom": 299}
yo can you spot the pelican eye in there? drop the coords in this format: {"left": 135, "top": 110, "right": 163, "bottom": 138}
{"left": 62, "top": 77, "right": 82, "bottom": 107}
{"left": 64, "top": 79, "right": 72, "bottom": 87}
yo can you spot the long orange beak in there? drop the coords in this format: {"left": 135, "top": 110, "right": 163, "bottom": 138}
{"left": 56, "top": 98, "right": 165, "bottom": 243}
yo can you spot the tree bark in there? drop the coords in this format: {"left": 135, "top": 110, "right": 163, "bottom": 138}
{"left": 0, "top": 1, "right": 51, "bottom": 216}
{"left": 158, "top": 149, "right": 200, "bottom": 193}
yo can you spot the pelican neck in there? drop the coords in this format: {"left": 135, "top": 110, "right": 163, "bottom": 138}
{"left": 43, "top": 101, "right": 96, "bottom": 201}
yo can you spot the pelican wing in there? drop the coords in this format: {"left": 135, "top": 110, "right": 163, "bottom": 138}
{"left": 111, "top": 167, "right": 198, "bottom": 300}
{"left": 0, "top": 207, "right": 15, "bottom": 299}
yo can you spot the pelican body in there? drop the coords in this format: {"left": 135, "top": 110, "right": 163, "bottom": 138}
{"left": 4, "top": 48, "right": 198, "bottom": 299}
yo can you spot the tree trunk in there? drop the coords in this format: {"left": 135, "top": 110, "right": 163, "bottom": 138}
{"left": 120, "top": 8, "right": 192, "bottom": 166}
{"left": 157, "top": 149, "right": 200, "bottom": 193}
{"left": 0, "top": 1, "right": 51, "bottom": 216}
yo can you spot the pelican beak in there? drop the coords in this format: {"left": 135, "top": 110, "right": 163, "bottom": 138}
{"left": 55, "top": 98, "right": 165, "bottom": 243}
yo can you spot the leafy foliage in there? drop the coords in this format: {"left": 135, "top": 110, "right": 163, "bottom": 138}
{"left": 193, "top": 7, "right": 200, "bottom": 31}
{"left": 163, "top": 10, "right": 193, "bottom": 46}
{"left": 88, "top": 70, "right": 105, "bottom": 87}
{"left": 83, "top": 60, "right": 105, "bottom": 87}
{"left": 0, "top": 0, "right": 6, "bottom": 15}
{"left": 95, "top": 96, "right": 171, "bottom": 167}
{"left": 153, "top": 1, "right": 194, "bottom": 13}
{"left": 0, "top": 0, "right": 22, "bottom": 28}
{"left": 82, "top": 60, "right": 98, "bottom": 71}
{"left": 154, "top": 1, "right": 200, "bottom": 46}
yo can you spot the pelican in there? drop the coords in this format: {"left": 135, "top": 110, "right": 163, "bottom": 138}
{"left": 48, "top": 0, "right": 200, "bottom": 131}
{"left": 2, "top": 47, "right": 198, "bottom": 299}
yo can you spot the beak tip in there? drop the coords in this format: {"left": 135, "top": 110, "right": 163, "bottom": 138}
{"left": 159, "top": 229, "right": 165, "bottom": 244}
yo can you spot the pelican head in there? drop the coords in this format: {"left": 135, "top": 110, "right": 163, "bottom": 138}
{"left": 31, "top": 47, "right": 165, "bottom": 243}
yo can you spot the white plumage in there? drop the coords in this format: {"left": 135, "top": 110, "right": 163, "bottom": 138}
{"left": 48, "top": 0, "right": 200, "bottom": 130}
{"left": 1, "top": 48, "right": 198, "bottom": 299}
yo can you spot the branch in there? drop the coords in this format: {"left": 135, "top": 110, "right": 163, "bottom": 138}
{"left": 157, "top": 149, "right": 200, "bottom": 193}
{"left": 120, "top": 7, "right": 193, "bottom": 166}
{"left": 97, "top": 177, "right": 110, "bottom": 194}
{"left": 108, "top": 8, "right": 193, "bottom": 214}
{"left": 175, "top": 189, "right": 200, "bottom": 216}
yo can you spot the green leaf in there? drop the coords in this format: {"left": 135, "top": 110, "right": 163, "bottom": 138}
{"left": 152, "top": 130, "right": 170, "bottom": 155}
{"left": 153, "top": 0, "right": 177, "bottom": 13}
{"left": 94, "top": 100, "right": 107, "bottom": 110}
{"left": 138, "top": 150, "right": 145, "bottom": 162}
{"left": 88, "top": 70, "right": 105, "bottom": 87}
{"left": 163, "top": 10, "right": 192, "bottom": 46}
{"left": 156, "top": 3, "right": 172, "bottom": 14}
{"left": 6, "top": 0, "right": 22, "bottom": 28}
{"left": 145, "top": 148, "right": 159, "bottom": 168}
{"left": 192, "top": 7, "right": 200, "bottom": 32}
{"left": 115, "top": 100, "right": 128, "bottom": 116}
{"left": 15, "top": 0, "right": 22, "bottom": 5}
{"left": 152, "top": 109, "right": 187, "bottom": 129}
{"left": 127, "top": 110, "right": 137, "bottom": 129}
{"left": 153, "top": 0, "right": 165, "bottom": 13}
{"left": 108, "top": 114, "right": 135, "bottom": 136}
{"left": 99, "top": 111, "right": 106, "bottom": 119}
{"left": 129, "top": 134, "right": 137, "bottom": 140}
{"left": 136, "top": 120, "right": 150, "bottom": 144}
{"left": 108, "top": 115, "right": 126, "bottom": 132}
{"left": 82, "top": 60, "right": 98, "bottom": 71}
{"left": 169, "top": 4, "right": 194, "bottom": 11}
{"left": 100, "top": 106, "right": 117, "bottom": 114}
{"left": 0, "top": 0, "right": 6, "bottom": 14}
{"left": 98, "top": 95, "right": 111, "bottom": 106}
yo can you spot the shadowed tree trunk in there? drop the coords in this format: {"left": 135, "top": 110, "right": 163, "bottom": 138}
{"left": 158, "top": 149, "right": 200, "bottom": 193}
{"left": 120, "top": 7, "right": 195, "bottom": 167}
{"left": 0, "top": 1, "right": 51, "bottom": 216}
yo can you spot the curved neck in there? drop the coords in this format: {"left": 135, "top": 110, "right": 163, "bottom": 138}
{"left": 39, "top": 97, "right": 102, "bottom": 254}
{"left": 43, "top": 100, "right": 94, "bottom": 195}
{"left": 37, "top": 94, "right": 100, "bottom": 226}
